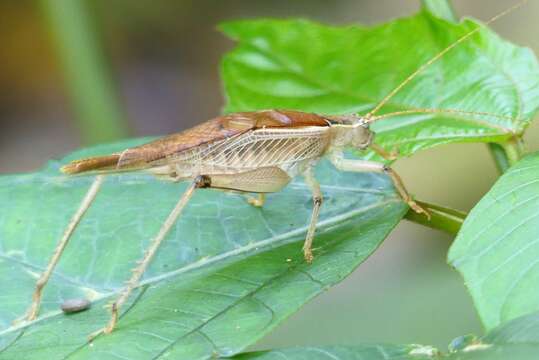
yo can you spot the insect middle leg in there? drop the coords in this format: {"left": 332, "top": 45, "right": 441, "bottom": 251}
{"left": 331, "top": 154, "right": 429, "bottom": 218}
{"left": 93, "top": 167, "right": 290, "bottom": 336}
{"left": 15, "top": 175, "right": 105, "bottom": 324}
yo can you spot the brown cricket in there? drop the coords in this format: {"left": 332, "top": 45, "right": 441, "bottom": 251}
{"left": 15, "top": 2, "right": 525, "bottom": 337}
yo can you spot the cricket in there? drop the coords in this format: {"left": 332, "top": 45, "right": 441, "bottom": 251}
{"left": 14, "top": 1, "right": 526, "bottom": 338}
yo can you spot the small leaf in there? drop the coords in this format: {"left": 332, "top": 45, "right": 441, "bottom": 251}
{"left": 220, "top": 12, "right": 539, "bottom": 158}
{"left": 449, "top": 152, "right": 539, "bottom": 330}
{"left": 232, "top": 312, "right": 539, "bottom": 360}
{"left": 0, "top": 139, "right": 406, "bottom": 359}
{"left": 233, "top": 344, "right": 439, "bottom": 360}
{"left": 446, "top": 311, "right": 539, "bottom": 360}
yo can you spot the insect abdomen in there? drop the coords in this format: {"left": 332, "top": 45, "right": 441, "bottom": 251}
{"left": 61, "top": 155, "right": 121, "bottom": 174}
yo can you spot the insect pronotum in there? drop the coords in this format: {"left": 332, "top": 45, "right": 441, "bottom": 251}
{"left": 14, "top": 1, "right": 527, "bottom": 337}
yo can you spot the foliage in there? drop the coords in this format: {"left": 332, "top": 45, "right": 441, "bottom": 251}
{"left": 449, "top": 152, "right": 539, "bottom": 330}
{"left": 233, "top": 312, "right": 539, "bottom": 360}
{"left": 2, "top": 3, "right": 539, "bottom": 360}
{"left": 220, "top": 12, "right": 539, "bottom": 159}
{"left": 0, "top": 141, "right": 405, "bottom": 359}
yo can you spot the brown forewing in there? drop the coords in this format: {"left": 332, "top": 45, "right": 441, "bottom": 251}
{"left": 117, "top": 110, "right": 330, "bottom": 168}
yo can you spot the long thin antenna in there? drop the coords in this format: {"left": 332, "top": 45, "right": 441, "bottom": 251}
{"left": 365, "top": 0, "right": 528, "bottom": 120}
{"left": 367, "top": 108, "right": 516, "bottom": 124}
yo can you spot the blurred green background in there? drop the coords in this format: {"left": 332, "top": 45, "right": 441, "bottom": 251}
{"left": 1, "top": 0, "right": 538, "bottom": 351}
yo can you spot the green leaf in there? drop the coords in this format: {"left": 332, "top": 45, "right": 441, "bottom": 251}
{"left": 445, "top": 312, "right": 539, "bottom": 360}
{"left": 448, "top": 152, "right": 539, "bottom": 330}
{"left": 233, "top": 344, "right": 439, "bottom": 360}
{"left": 483, "top": 311, "right": 539, "bottom": 345}
{"left": 233, "top": 312, "right": 539, "bottom": 360}
{"left": 0, "top": 139, "right": 406, "bottom": 359}
{"left": 220, "top": 12, "right": 539, "bottom": 158}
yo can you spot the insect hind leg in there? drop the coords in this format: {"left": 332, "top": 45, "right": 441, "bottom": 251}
{"left": 14, "top": 175, "right": 105, "bottom": 325}
{"left": 91, "top": 176, "right": 204, "bottom": 338}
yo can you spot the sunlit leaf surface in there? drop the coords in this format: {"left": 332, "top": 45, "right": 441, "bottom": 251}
{"left": 221, "top": 12, "right": 539, "bottom": 158}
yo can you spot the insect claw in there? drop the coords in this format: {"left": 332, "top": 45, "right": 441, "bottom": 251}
{"left": 303, "top": 248, "right": 314, "bottom": 263}
{"left": 12, "top": 315, "right": 29, "bottom": 326}
{"left": 388, "top": 146, "right": 400, "bottom": 160}
{"left": 88, "top": 327, "right": 105, "bottom": 342}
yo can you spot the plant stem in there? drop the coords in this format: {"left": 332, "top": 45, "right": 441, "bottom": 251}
{"left": 501, "top": 138, "right": 525, "bottom": 166}
{"left": 405, "top": 200, "right": 467, "bottom": 236}
{"left": 488, "top": 143, "right": 511, "bottom": 173}
{"left": 41, "top": 0, "right": 128, "bottom": 144}
{"left": 489, "top": 138, "right": 525, "bottom": 174}
{"left": 421, "top": 0, "right": 457, "bottom": 22}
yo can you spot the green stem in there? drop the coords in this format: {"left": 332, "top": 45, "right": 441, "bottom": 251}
{"left": 421, "top": 0, "right": 457, "bottom": 22}
{"left": 488, "top": 143, "right": 512, "bottom": 173}
{"left": 500, "top": 138, "right": 525, "bottom": 167}
{"left": 41, "top": 0, "right": 128, "bottom": 144}
{"left": 488, "top": 138, "right": 525, "bottom": 174}
{"left": 405, "top": 200, "right": 467, "bottom": 236}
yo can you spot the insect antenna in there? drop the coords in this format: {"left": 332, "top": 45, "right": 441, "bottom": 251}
{"left": 364, "top": 0, "right": 528, "bottom": 122}
{"left": 367, "top": 108, "right": 517, "bottom": 124}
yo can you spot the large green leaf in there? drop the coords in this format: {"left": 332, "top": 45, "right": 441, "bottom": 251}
{"left": 234, "top": 312, "right": 539, "bottom": 360}
{"left": 448, "top": 152, "right": 539, "bottom": 330}
{"left": 220, "top": 11, "right": 539, "bottom": 158}
{"left": 0, "top": 139, "right": 406, "bottom": 359}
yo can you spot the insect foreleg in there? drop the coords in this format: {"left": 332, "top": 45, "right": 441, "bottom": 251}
{"left": 15, "top": 175, "right": 105, "bottom": 324}
{"left": 330, "top": 154, "right": 429, "bottom": 218}
{"left": 92, "top": 176, "right": 203, "bottom": 338}
{"left": 302, "top": 166, "right": 322, "bottom": 263}
{"left": 370, "top": 143, "right": 398, "bottom": 161}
